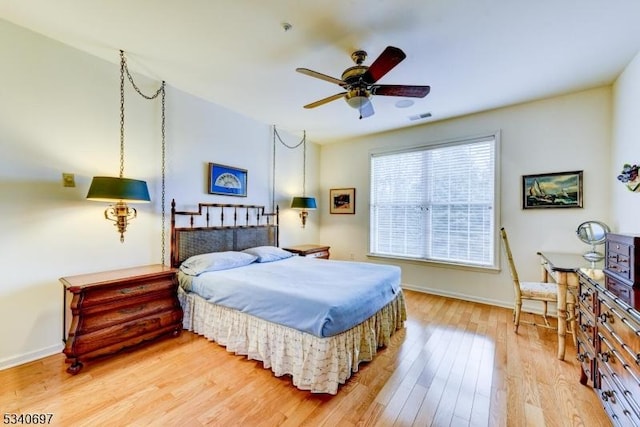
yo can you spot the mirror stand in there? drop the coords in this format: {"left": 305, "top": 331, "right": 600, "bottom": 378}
{"left": 583, "top": 244, "right": 604, "bottom": 262}
{"left": 576, "top": 220, "right": 610, "bottom": 262}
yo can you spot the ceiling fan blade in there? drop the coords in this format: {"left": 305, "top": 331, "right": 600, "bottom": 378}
{"left": 371, "top": 84, "right": 431, "bottom": 98}
{"left": 296, "top": 68, "right": 346, "bottom": 86}
{"left": 359, "top": 100, "right": 374, "bottom": 119}
{"left": 303, "top": 92, "right": 347, "bottom": 109}
{"left": 361, "top": 46, "right": 406, "bottom": 84}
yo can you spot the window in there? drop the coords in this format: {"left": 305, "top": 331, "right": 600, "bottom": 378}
{"left": 370, "top": 133, "right": 498, "bottom": 268}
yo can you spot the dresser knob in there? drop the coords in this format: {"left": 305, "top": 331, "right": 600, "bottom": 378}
{"left": 601, "top": 390, "right": 615, "bottom": 403}
{"left": 119, "top": 305, "right": 146, "bottom": 314}
{"left": 119, "top": 285, "right": 146, "bottom": 294}
{"left": 599, "top": 312, "right": 612, "bottom": 323}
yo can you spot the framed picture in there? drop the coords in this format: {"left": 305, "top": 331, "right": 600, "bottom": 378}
{"left": 330, "top": 188, "right": 355, "bottom": 214}
{"left": 522, "top": 170, "right": 583, "bottom": 209}
{"left": 208, "top": 163, "right": 247, "bottom": 197}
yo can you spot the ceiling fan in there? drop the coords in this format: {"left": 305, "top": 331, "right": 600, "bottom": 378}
{"left": 296, "top": 46, "right": 430, "bottom": 119}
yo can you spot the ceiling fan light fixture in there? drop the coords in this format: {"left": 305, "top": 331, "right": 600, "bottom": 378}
{"left": 345, "top": 95, "right": 370, "bottom": 109}
{"left": 345, "top": 88, "right": 370, "bottom": 109}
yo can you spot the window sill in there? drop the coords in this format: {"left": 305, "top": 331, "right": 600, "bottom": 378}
{"left": 366, "top": 253, "right": 500, "bottom": 273}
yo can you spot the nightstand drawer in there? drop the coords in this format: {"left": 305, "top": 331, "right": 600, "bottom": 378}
{"left": 306, "top": 249, "right": 329, "bottom": 259}
{"left": 76, "top": 296, "right": 179, "bottom": 334}
{"left": 78, "top": 277, "right": 176, "bottom": 306}
{"left": 70, "top": 309, "right": 182, "bottom": 356}
{"left": 283, "top": 244, "right": 330, "bottom": 259}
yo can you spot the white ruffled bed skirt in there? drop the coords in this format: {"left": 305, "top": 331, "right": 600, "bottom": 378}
{"left": 178, "top": 287, "right": 407, "bottom": 394}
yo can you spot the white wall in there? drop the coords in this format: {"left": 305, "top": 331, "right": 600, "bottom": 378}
{"left": 320, "top": 88, "right": 612, "bottom": 307}
{"left": 0, "top": 19, "right": 319, "bottom": 368}
{"left": 3, "top": 14, "right": 634, "bottom": 369}
{"left": 163, "top": 83, "right": 321, "bottom": 245}
{"left": 612, "top": 50, "right": 640, "bottom": 233}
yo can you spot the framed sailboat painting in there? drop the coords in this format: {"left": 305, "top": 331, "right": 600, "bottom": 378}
{"left": 522, "top": 170, "right": 583, "bottom": 209}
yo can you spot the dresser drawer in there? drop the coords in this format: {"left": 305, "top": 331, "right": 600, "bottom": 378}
{"left": 599, "top": 330, "right": 640, "bottom": 410}
{"left": 607, "top": 239, "right": 632, "bottom": 263}
{"left": 578, "top": 278, "right": 598, "bottom": 315}
{"left": 577, "top": 336, "right": 597, "bottom": 387}
{"left": 607, "top": 259, "right": 632, "bottom": 283}
{"left": 606, "top": 277, "right": 634, "bottom": 306}
{"left": 78, "top": 277, "right": 176, "bottom": 306}
{"left": 598, "top": 367, "right": 640, "bottom": 426}
{"left": 598, "top": 292, "right": 640, "bottom": 369}
{"left": 578, "top": 308, "right": 597, "bottom": 349}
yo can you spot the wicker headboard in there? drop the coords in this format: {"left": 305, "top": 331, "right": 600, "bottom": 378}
{"left": 170, "top": 199, "right": 279, "bottom": 268}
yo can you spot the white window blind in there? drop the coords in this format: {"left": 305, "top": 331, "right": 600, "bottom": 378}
{"left": 370, "top": 135, "right": 497, "bottom": 267}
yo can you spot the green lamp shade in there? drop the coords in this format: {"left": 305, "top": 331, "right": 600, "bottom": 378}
{"left": 291, "top": 196, "right": 317, "bottom": 209}
{"left": 87, "top": 176, "right": 151, "bottom": 203}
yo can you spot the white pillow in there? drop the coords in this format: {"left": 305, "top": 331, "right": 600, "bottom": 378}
{"left": 242, "top": 246, "right": 294, "bottom": 263}
{"left": 179, "top": 251, "right": 257, "bottom": 276}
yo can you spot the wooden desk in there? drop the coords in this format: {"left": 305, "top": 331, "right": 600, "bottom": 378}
{"left": 537, "top": 252, "right": 603, "bottom": 360}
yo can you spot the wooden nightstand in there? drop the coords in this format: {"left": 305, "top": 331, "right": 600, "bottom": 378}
{"left": 283, "top": 244, "right": 330, "bottom": 259}
{"left": 61, "top": 264, "right": 183, "bottom": 374}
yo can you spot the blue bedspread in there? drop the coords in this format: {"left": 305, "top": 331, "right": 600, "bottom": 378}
{"left": 180, "top": 256, "right": 401, "bottom": 338}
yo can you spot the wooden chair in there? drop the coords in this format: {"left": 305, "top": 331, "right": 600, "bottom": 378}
{"left": 500, "top": 227, "right": 559, "bottom": 332}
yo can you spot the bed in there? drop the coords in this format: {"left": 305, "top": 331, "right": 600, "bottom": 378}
{"left": 171, "top": 200, "right": 406, "bottom": 394}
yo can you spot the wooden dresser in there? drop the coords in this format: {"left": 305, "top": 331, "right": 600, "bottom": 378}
{"left": 575, "top": 233, "right": 640, "bottom": 425}
{"left": 605, "top": 233, "right": 640, "bottom": 307}
{"left": 61, "top": 264, "right": 183, "bottom": 374}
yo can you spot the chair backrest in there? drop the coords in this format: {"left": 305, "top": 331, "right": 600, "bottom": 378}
{"left": 500, "top": 227, "right": 522, "bottom": 298}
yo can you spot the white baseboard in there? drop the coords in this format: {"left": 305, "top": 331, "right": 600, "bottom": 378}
{"left": 0, "top": 344, "right": 63, "bottom": 371}
{"left": 401, "top": 283, "right": 559, "bottom": 317}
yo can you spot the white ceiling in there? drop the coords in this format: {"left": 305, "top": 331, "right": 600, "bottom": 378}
{"left": 2, "top": 0, "right": 640, "bottom": 144}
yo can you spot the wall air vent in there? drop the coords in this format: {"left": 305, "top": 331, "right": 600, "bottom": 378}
{"left": 408, "top": 112, "right": 432, "bottom": 121}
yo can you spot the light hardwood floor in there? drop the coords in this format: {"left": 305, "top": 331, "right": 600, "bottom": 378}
{"left": 1, "top": 290, "right": 611, "bottom": 426}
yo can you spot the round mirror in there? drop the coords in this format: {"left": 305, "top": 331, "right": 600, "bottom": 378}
{"left": 576, "top": 221, "right": 610, "bottom": 261}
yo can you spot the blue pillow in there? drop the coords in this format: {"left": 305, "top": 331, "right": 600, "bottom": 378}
{"left": 179, "top": 251, "right": 257, "bottom": 276}
{"left": 242, "top": 246, "right": 295, "bottom": 263}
